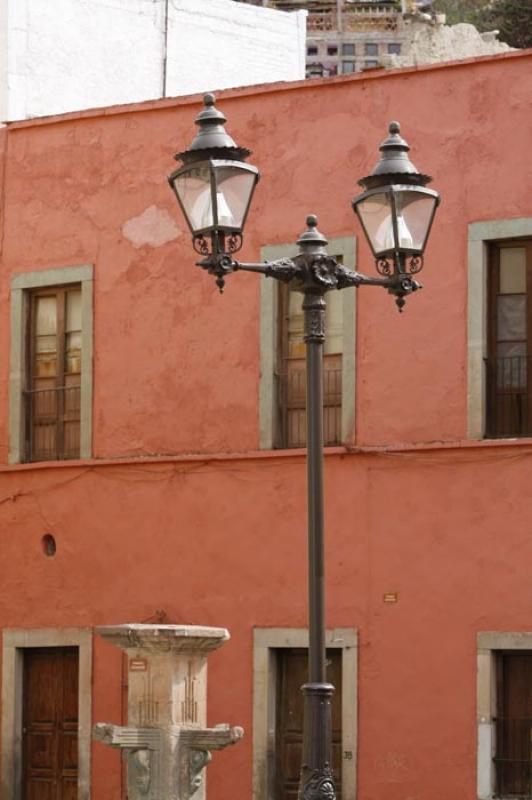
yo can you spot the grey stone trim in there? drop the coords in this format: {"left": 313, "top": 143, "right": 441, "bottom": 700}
{"left": 11, "top": 265, "right": 93, "bottom": 290}
{"left": 468, "top": 219, "right": 532, "bottom": 439}
{"left": 477, "top": 630, "right": 532, "bottom": 651}
{"left": 9, "top": 265, "right": 94, "bottom": 463}
{"left": 1, "top": 627, "right": 93, "bottom": 800}
{"left": 468, "top": 219, "right": 532, "bottom": 243}
{"left": 252, "top": 627, "right": 357, "bottom": 800}
{"left": 476, "top": 631, "right": 532, "bottom": 799}
{"left": 259, "top": 238, "right": 356, "bottom": 449}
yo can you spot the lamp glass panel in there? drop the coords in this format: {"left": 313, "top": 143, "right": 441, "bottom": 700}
{"left": 214, "top": 166, "right": 256, "bottom": 229}
{"left": 395, "top": 191, "right": 437, "bottom": 252}
{"left": 356, "top": 192, "right": 394, "bottom": 255}
{"left": 173, "top": 165, "right": 213, "bottom": 232}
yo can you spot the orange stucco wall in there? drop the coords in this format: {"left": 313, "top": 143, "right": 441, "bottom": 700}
{"left": 1, "top": 51, "right": 532, "bottom": 799}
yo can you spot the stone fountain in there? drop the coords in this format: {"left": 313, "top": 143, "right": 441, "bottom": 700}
{"left": 93, "top": 624, "right": 243, "bottom": 800}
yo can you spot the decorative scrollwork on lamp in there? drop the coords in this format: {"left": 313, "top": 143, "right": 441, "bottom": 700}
{"left": 408, "top": 255, "right": 424, "bottom": 274}
{"left": 193, "top": 235, "right": 210, "bottom": 256}
{"left": 376, "top": 257, "right": 392, "bottom": 276}
{"left": 227, "top": 233, "right": 243, "bottom": 254}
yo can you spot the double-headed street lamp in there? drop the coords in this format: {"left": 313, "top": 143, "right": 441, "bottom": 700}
{"left": 169, "top": 93, "right": 440, "bottom": 800}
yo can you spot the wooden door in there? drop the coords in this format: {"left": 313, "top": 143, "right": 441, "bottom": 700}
{"left": 275, "top": 648, "right": 342, "bottom": 800}
{"left": 22, "top": 647, "right": 79, "bottom": 800}
{"left": 495, "top": 651, "right": 532, "bottom": 797}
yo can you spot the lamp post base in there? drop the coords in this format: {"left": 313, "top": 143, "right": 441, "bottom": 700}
{"left": 298, "top": 683, "right": 336, "bottom": 800}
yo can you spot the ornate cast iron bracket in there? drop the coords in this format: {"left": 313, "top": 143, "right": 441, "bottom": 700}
{"left": 197, "top": 251, "right": 422, "bottom": 311}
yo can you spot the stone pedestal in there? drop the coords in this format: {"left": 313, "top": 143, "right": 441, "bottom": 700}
{"left": 93, "top": 624, "right": 243, "bottom": 800}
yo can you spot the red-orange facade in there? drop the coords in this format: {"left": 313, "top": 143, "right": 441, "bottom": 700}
{"left": 1, "top": 50, "right": 532, "bottom": 800}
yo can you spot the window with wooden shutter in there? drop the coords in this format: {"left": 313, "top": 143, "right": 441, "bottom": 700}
{"left": 25, "top": 286, "right": 82, "bottom": 461}
{"left": 486, "top": 241, "right": 532, "bottom": 437}
{"left": 494, "top": 651, "right": 532, "bottom": 797}
{"left": 277, "top": 280, "right": 343, "bottom": 448}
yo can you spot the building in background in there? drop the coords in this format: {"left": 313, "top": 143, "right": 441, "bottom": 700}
{"left": 236, "top": 0, "right": 511, "bottom": 76}
{"left": 245, "top": 0, "right": 411, "bottom": 75}
{"left": 0, "top": 0, "right": 306, "bottom": 122}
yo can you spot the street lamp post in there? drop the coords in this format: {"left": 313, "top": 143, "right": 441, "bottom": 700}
{"left": 169, "top": 94, "right": 440, "bottom": 800}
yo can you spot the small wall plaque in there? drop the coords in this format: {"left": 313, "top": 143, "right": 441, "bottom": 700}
{"left": 129, "top": 658, "right": 148, "bottom": 672}
{"left": 383, "top": 592, "right": 398, "bottom": 604}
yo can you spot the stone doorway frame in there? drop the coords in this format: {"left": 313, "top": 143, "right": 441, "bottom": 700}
{"left": 252, "top": 627, "right": 357, "bottom": 800}
{"left": 1, "top": 627, "right": 93, "bottom": 800}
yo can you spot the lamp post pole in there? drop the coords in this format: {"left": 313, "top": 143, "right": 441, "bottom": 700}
{"left": 300, "top": 287, "right": 334, "bottom": 800}
{"left": 168, "top": 94, "right": 440, "bottom": 800}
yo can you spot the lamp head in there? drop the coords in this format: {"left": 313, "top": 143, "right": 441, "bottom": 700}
{"left": 168, "top": 94, "right": 260, "bottom": 257}
{"left": 352, "top": 122, "right": 440, "bottom": 266}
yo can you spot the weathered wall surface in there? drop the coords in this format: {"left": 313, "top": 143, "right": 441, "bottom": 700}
{"left": 0, "top": 52, "right": 531, "bottom": 800}
{"left": 166, "top": 0, "right": 307, "bottom": 98}
{"left": 0, "top": 0, "right": 306, "bottom": 121}
{"left": 1, "top": 53, "right": 531, "bottom": 455}
{"left": 1, "top": 442, "right": 532, "bottom": 799}
{"left": 1, "top": 0, "right": 165, "bottom": 121}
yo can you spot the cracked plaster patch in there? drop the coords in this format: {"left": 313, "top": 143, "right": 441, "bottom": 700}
{"left": 122, "top": 205, "right": 182, "bottom": 249}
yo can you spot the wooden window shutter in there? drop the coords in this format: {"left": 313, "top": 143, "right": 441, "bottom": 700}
{"left": 26, "top": 286, "right": 82, "bottom": 461}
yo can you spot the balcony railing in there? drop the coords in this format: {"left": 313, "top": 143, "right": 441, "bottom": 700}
{"left": 485, "top": 356, "right": 532, "bottom": 438}
{"left": 236, "top": 0, "right": 400, "bottom": 31}
{"left": 307, "top": 6, "right": 398, "bottom": 32}
{"left": 25, "top": 385, "right": 81, "bottom": 461}
{"left": 493, "top": 717, "right": 532, "bottom": 798}
{"left": 277, "top": 365, "right": 342, "bottom": 448}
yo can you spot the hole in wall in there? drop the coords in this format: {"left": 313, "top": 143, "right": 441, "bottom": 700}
{"left": 42, "top": 534, "right": 56, "bottom": 557}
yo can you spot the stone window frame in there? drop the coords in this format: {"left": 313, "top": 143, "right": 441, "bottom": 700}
{"left": 477, "top": 631, "right": 532, "bottom": 799}
{"left": 467, "top": 219, "right": 532, "bottom": 439}
{"left": 1, "top": 627, "right": 93, "bottom": 800}
{"left": 9, "top": 265, "right": 94, "bottom": 463}
{"left": 252, "top": 627, "right": 358, "bottom": 800}
{"left": 259, "top": 238, "right": 356, "bottom": 449}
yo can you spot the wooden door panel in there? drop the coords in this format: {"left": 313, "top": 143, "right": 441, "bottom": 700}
{"left": 62, "top": 652, "right": 79, "bottom": 720}
{"left": 276, "top": 648, "right": 342, "bottom": 800}
{"left": 27, "top": 779, "right": 57, "bottom": 800}
{"left": 25, "top": 652, "right": 59, "bottom": 719}
{"left": 61, "top": 732, "right": 78, "bottom": 771}
{"left": 60, "top": 777, "right": 79, "bottom": 800}
{"left": 25, "top": 731, "right": 56, "bottom": 770}
{"left": 23, "top": 647, "right": 79, "bottom": 800}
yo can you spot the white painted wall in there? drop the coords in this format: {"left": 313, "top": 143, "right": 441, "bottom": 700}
{"left": 166, "top": 0, "right": 306, "bottom": 98}
{"left": 0, "top": 0, "right": 306, "bottom": 122}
